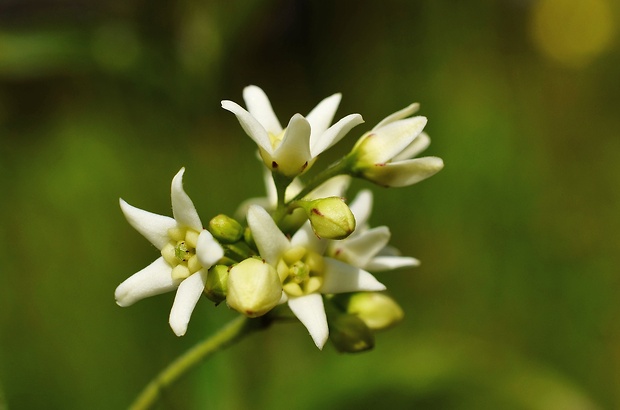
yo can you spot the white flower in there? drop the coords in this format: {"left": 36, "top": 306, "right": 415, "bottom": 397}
{"left": 115, "top": 168, "right": 224, "bottom": 336}
{"left": 222, "top": 85, "right": 364, "bottom": 178}
{"left": 328, "top": 190, "right": 420, "bottom": 271}
{"left": 247, "top": 205, "right": 386, "bottom": 349}
{"left": 349, "top": 103, "right": 444, "bottom": 187}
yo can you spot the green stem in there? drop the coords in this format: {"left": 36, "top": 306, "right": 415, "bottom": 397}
{"left": 271, "top": 172, "right": 294, "bottom": 223}
{"left": 270, "top": 157, "right": 353, "bottom": 225}
{"left": 129, "top": 315, "right": 262, "bottom": 410}
{"left": 291, "top": 157, "right": 353, "bottom": 202}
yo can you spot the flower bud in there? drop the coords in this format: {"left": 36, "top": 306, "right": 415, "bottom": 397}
{"left": 226, "top": 258, "right": 282, "bottom": 318}
{"left": 243, "top": 226, "right": 257, "bottom": 252}
{"left": 346, "top": 292, "right": 404, "bottom": 331}
{"left": 298, "top": 197, "right": 356, "bottom": 240}
{"left": 204, "top": 265, "right": 229, "bottom": 304}
{"left": 344, "top": 108, "right": 443, "bottom": 187}
{"left": 208, "top": 214, "right": 244, "bottom": 244}
{"left": 328, "top": 313, "right": 374, "bottom": 353}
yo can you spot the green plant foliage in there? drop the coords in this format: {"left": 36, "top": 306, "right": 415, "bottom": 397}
{"left": 1, "top": 1, "right": 619, "bottom": 408}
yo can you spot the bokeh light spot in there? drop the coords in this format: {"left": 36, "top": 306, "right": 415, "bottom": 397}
{"left": 529, "top": 0, "right": 615, "bottom": 67}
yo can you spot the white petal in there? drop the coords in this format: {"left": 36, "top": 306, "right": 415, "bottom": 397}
{"left": 115, "top": 257, "right": 176, "bottom": 307}
{"left": 362, "top": 116, "right": 427, "bottom": 164}
{"left": 348, "top": 190, "right": 373, "bottom": 228}
{"left": 375, "top": 244, "right": 404, "bottom": 257}
{"left": 306, "top": 175, "right": 351, "bottom": 200}
{"left": 169, "top": 270, "right": 207, "bottom": 336}
{"left": 366, "top": 256, "right": 420, "bottom": 271}
{"left": 247, "top": 205, "right": 290, "bottom": 265}
{"left": 221, "top": 100, "right": 273, "bottom": 154}
{"left": 392, "top": 132, "right": 431, "bottom": 161}
{"left": 234, "top": 196, "right": 273, "bottom": 221}
{"left": 263, "top": 168, "right": 278, "bottom": 205}
{"left": 363, "top": 156, "right": 444, "bottom": 187}
{"left": 119, "top": 199, "right": 176, "bottom": 250}
{"left": 272, "top": 114, "right": 312, "bottom": 177}
{"left": 337, "top": 226, "right": 391, "bottom": 268}
{"left": 291, "top": 221, "right": 328, "bottom": 255}
{"left": 285, "top": 178, "right": 304, "bottom": 201}
{"left": 310, "top": 113, "right": 364, "bottom": 157}
{"left": 321, "top": 258, "right": 386, "bottom": 293}
{"left": 372, "top": 103, "right": 420, "bottom": 131}
{"left": 305, "top": 93, "right": 341, "bottom": 137}
{"left": 171, "top": 168, "right": 202, "bottom": 231}
{"left": 234, "top": 167, "right": 303, "bottom": 218}
{"left": 243, "top": 85, "right": 282, "bottom": 135}
{"left": 288, "top": 294, "right": 329, "bottom": 349}
{"left": 196, "top": 230, "right": 224, "bottom": 268}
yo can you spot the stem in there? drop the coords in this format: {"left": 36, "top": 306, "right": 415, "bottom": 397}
{"left": 270, "top": 156, "right": 353, "bottom": 225}
{"left": 270, "top": 172, "right": 294, "bottom": 223}
{"left": 291, "top": 157, "right": 352, "bottom": 202}
{"left": 129, "top": 315, "right": 262, "bottom": 410}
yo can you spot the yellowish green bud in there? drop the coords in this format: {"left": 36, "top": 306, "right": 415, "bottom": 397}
{"left": 329, "top": 313, "right": 374, "bottom": 353}
{"left": 297, "top": 197, "right": 356, "bottom": 240}
{"left": 208, "top": 214, "right": 244, "bottom": 244}
{"left": 226, "top": 258, "right": 282, "bottom": 318}
{"left": 243, "top": 226, "right": 257, "bottom": 251}
{"left": 204, "top": 265, "right": 229, "bottom": 304}
{"left": 346, "top": 292, "right": 404, "bottom": 331}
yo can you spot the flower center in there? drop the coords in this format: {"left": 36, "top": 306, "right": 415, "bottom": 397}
{"left": 161, "top": 227, "right": 202, "bottom": 281}
{"left": 276, "top": 246, "right": 326, "bottom": 297}
{"left": 268, "top": 131, "right": 285, "bottom": 151}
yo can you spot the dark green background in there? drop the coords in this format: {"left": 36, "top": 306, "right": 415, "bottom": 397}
{"left": 1, "top": 1, "right": 619, "bottom": 409}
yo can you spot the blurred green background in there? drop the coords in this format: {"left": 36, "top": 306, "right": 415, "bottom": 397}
{"left": 1, "top": 0, "right": 619, "bottom": 409}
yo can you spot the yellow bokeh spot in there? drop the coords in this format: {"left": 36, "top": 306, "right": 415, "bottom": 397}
{"left": 529, "top": 0, "right": 615, "bottom": 67}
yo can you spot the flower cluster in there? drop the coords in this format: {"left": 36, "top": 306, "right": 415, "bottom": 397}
{"left": 115, "top": 85, "right": 443, "bottom": 351}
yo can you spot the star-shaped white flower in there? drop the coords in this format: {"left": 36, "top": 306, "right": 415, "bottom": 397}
{"left": 222, "top": 85, "right": 364, "bottom": 178}
{"left": 350, "top": 103, "right": 444, "bottom": 187}
{"left": 115, "top": 168, "right": 224, "bottom": 336}
{"left": 328, "top": 189, "right": 420, "bottom": 271}
{"left": 247, "top": 205, "right": 386, "bottom": 349}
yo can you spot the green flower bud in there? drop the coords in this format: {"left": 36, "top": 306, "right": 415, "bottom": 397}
{"left": 226, "top": 258, "right": 282, "bottom": 318}
{"left": 208, "top": 214, "right": 244, "bottom": 244}
{"left": 328, "top": 313, "right": 374, "bottom": 353}
{"left": 204, "top": 265, "right": 229, "bottom": 304}
{"left": 243, "top": 226, "right": 257, "bottom": 251}
{"left": 297, "top": 197, "right": 356, "bottom": 240}
{"left": 346, "top": 292, "right": 404, "bottom": 331}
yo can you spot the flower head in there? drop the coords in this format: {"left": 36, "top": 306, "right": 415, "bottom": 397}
{"left": 246, "top": 205, "right": 385, "bottom": 349}
{"left": 115, "top": 168, "right": 224, "bottom": 336}
{"left": 222, "top": 85, "right": 364, "bottom": 178}
{"left": 349, "top": 103, "right": 444, "bottom": 187}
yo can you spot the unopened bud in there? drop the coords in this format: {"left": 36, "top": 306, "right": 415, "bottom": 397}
{"left": 329, "top": 313, "right": 374, "bottom": 353}
{"left": 243, "top": 226, "right": 257, "bottom": 251}
{"left": 208, "top": 214, "right": 244, "bottom": 244}
{"left": 346, "top": 292, "right": 404, "bottom": 331}
{"left": 204, "top": 265, "right": 229, "bottom": 304}
{"left": 298, "top": 197, "right": 356, "bottom": 240}
{"left": 226, "top": 258, "right": 282, "bottom": 318}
